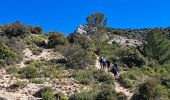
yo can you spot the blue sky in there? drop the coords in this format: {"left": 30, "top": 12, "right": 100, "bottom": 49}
{"left": 0, "top": 0, "right": 170, "bottom": 35}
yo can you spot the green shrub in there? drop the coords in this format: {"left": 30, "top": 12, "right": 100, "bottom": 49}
{"left": 2, "top": 21, "right": 29, "bottom": 37}
{"left": 116, "top": 92, "right": 127, "bottom": 100}
{"left": 161, "top": 75, "right": 170, "bottom": 88}
{"left": 19, "top": 66, "right": 38, "bottom": 79}
{"left": 56, "top": 44, "right": 94, "bottom": 69}
{"left": 95, "top": 84, "right": 116, "bottom": 100}
{"left": 74, "top": 70, "right": 94, "bottom": 85}
{"left": 0, "top": 44, "right": 17, "bottom": 59}
{"left": 34, "top": 87, "right": 55, "bottom": 100}
{"left": 56, "top": 92, "right": 68, "bottom": 100}
{"left": 9, "top": 80, "right": 27, "bottom": 90}
{"left": 67, "top": 34, "right": 93, "bottom": 49}
{"left": 119, "top": 74, "right": 133, "bottom": 88}
{"left": 137, "top": 79, "right": 169, "bottom": 100}
{"left": 6, "top": 66, "right": 18, "bottom": 74}
{"left": 142, "top": 66, "right": 155, "bottom": 77}
{"left": 0, "top": 43, "right": 17, "bottom": 67}
{"left": 93, "top": 70, "right": 114, "bottom": 84}
{"left": 120, "top": 48, "right": 146, "bottom": 68}
{"left": 31, "top": 35, "right": 46, "bottom": 47}
{"left": 47, "top": 32, "right": 68, "bottom": 48}
{"left": 74, "top": 70, "right": 114, "bottom": 85}
{"left": 69, "top": 91, "right": 94, "bottom": 100}
{"left": 31, "top": 78, "right": 44, "bottom": 84}
{"left": 29, "top": 26, "right": 42, "bottom": 34}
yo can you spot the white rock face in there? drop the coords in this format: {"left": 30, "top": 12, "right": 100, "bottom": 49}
{"left": 108, "top": 35, "right": 143, "bottom": 47}
{"left": 76, "top": 25, "right": 88, "bottom": 35}
{"left": 75, "top": 24, "right": 97, "bottom": 35}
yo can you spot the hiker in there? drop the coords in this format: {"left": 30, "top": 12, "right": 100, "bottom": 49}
{"left": 102, "top": 58, "right": 107, "bottom": 70}
{"left": 99, "top": 57, "right": 104, "bottom": 70}
{"left": 106, "top": 60, "right": 111, "bottom": 71}
{"left": 111, "top": 63, "right": 119, "bottom": 79}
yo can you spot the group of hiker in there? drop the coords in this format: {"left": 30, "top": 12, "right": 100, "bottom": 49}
{"left": 99, "top": 57, "right": 119, "bottom": 79}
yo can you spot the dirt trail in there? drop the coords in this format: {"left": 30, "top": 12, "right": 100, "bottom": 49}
{"left": 95, "top": 56, "right": 133, "bottom": 100}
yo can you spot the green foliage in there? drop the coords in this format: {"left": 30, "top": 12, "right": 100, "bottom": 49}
{"left": 67, "top": 34, "right": 93, "bottom": 49}
{"left": 142, "top": 66, "right": 156, "bottom": 77}
{"left": 35, "top": 87, "right": 55, "bottom": 100}
{"left": 0, "top": 44, "right": 17, "bottom": 60}
{"left": 56, "top": 44, "right": 95, "bottom": 69}
{"left": 0, "top": 43, "right": 17, "bottom": 67}
{"left": 137, "top": 79, "right": 169, "bottom": 100}
{"left": 6, "top": 66, "right": 18, "bottom": 74}
{"left": 86, "top": 12, "right": 107, "bottom": 27}
{"left": 74, "top": 70, "right": 114, "bottom": 85}
{"left": 69, "top": 84, "right": 125, "bottom": 100}
{"left": 19, "top": 66, "right": 38, "bottom": 79}
{"left": 117, "top": 92, "right": 127, "bottom": 100}
{"left": 31, "top": 35, "right": 46, "bottom": 47}
{"left": 31, "top": 78, "right": 44, "bottom": 84}
{"left": 69, "top": 91, "right": 94, "bottom": 100}
{"left": 144, "top": 28, "right": 170, "bottom": 64}
{"left": 74, "top": 70, "right": 93, "bottom": 85}
{"left": 95, "top": 84, "right": 117, "bottom": 100}
{"left": 2, "top": 21, "right": 29, "bottom": 37}
{"left": 29, "top": 26, "right": 42, "bottom": 34}
{"left": 119, "top": 48, "right": 146, "bottom": 67}
{"left": 93, "top": 70, "right": 114, "bottom": 84}
{"left": 119, "top": 74, "right": 133, "bottom": 88}
{"left": 47, "top": 32, "right": 68, "bottom": 48}
{"left": 56, "top": 92, "right": 68, "bottom": 100}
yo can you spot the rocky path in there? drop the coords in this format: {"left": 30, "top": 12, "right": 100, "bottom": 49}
{"left": 95, "top": 56, "right": 133, "bottom": 100}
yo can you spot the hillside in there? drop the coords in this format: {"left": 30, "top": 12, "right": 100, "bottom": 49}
{"left": 0, "top": 13, "right": 170, "bottom": 100}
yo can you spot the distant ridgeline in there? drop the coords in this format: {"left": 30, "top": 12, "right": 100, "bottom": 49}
{"left": 75, "top": 24, "right": 170, "bottom": 40}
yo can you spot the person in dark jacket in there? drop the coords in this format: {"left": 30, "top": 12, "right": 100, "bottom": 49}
{"left": 99, "top": 57, "right": 104, "bottom": 70}
{"left": 106, "top": 60, "right": 111, "bottom": 71}
{"left": 112, "top": 63, "right": 119, "bottom": 79}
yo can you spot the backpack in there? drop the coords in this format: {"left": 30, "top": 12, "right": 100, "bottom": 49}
{"left": 112, "top": 66, "right": 118, "bottom": 73}
{"left": 99, "top": 58, "right": 103, "bottom": 63}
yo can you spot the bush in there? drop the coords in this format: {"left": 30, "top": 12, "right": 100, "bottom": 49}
{"left": 31, "top": 35, "right": 46, "bottom": 47}
{"left": 67, "top": 34, "right": 93, "bottom": 49}
{"left": 69, "top": 91, "right": 94, "bottom": 100}
{"left": 19, "top": 66, "right": 38, "bottom": 79}
{"left": 119, "top": 74, "right": 133, "bottom": 88}
{"left": 74, "top": 70, "right": 114, "bottom": 85}
{"left": 47, "top": 32, "right": 68, "bottom": 48}
{"left": 29, "top": 26, "right": 42, "bottom": 34}
{"left": 0, "top": 43, "right": 17, "bottom": 67}
{"left": 34, "top": 87, "right": 55, "bottom": 100}
{"left": 6, "top": 66, "right": 18, "bottom": 74}
{"left": 93, "top": 70, "right": 114, "bottom": 84}
{"left": 120, "top": 48, "right": 146, "bottom": 68}
{"left": 137, "top": 79, "right": 169, "bottom": 100}
{"left": 2, "top": 21, "right": 29, "bottom": 37}
{"left": 31, "top": 78, "right": 44, "bottom": 84}
{"left": 8, "top": 80, "right": 27, "bottom": 91}
{"left": 95, "top": 84, "right": 116, "bottom": 100}
{"left": 56, "top": 44, "right": 94, "bottom": 69}
{"left": 116, "top": 92, "right": 127, "bottom": 100}
{"left": 142, "top": 66, "right": 155, "bottom": 77}
{"left": 56, "top": 92, "right": 68, "bottom": 100}
{"left": 74, "top": 70, "right": 94, "bottom": 85}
